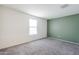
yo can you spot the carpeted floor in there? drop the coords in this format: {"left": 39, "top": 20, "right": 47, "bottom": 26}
{"left": 0, "top": 37, "right": 79, "bottom": 55}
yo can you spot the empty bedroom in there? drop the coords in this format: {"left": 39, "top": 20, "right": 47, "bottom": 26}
{"left": 0, "top": 4, "right": 79, "bottom": 55}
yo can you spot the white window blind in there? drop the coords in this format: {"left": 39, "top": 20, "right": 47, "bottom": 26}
{"left": 29, "top": 19, "right": 37, "bottom": 35}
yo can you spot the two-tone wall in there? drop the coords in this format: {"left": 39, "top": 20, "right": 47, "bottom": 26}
{"left": 0, "top": 5, "right": 47, "bottom": 49}
{"left": 48, "top": 14, "right": 79, "bottom": 43}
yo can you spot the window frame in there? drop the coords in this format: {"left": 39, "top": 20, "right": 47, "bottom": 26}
{"left": 29, "top": 18, "right": 38, "bottom": 35}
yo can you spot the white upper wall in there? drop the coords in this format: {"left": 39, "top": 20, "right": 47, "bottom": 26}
{"left": 2, "top": 4, "right": 79, "bottom": 19}
{"left": 0, "top": 6, "right": 47, "bottom": 49}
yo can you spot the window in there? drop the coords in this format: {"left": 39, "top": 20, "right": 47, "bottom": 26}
{"left": 29, "top": 18, "right": 37, "bottom": 35}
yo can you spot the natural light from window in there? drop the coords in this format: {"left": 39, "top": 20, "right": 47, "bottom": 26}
{"left": 29, "top": 18, "right": 37, "bottom": 35}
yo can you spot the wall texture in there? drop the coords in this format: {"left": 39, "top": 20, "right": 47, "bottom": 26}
{"left": 48, "top": 14, "right": 79, "bottom": 43}
{"left": 0, "top": 6, "right": 47, "bottom": 49}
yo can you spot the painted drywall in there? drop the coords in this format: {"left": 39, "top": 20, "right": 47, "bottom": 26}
{"left": 48, "top": 14, "right": 79, "bottom": 43}
{"left": 0, "top": 6, "right": 47, "bottom": 49}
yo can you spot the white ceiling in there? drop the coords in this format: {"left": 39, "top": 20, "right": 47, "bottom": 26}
{"left": 2, "top": 4, "right": 79, "bottom": 19}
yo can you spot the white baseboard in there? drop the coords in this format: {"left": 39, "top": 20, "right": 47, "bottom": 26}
{"left": 49, "top": 37, "right": 79, "bottom": 46}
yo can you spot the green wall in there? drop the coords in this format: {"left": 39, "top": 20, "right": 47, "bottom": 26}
{"left": 48, "top": 14, "right": 79, "bottom": 43}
